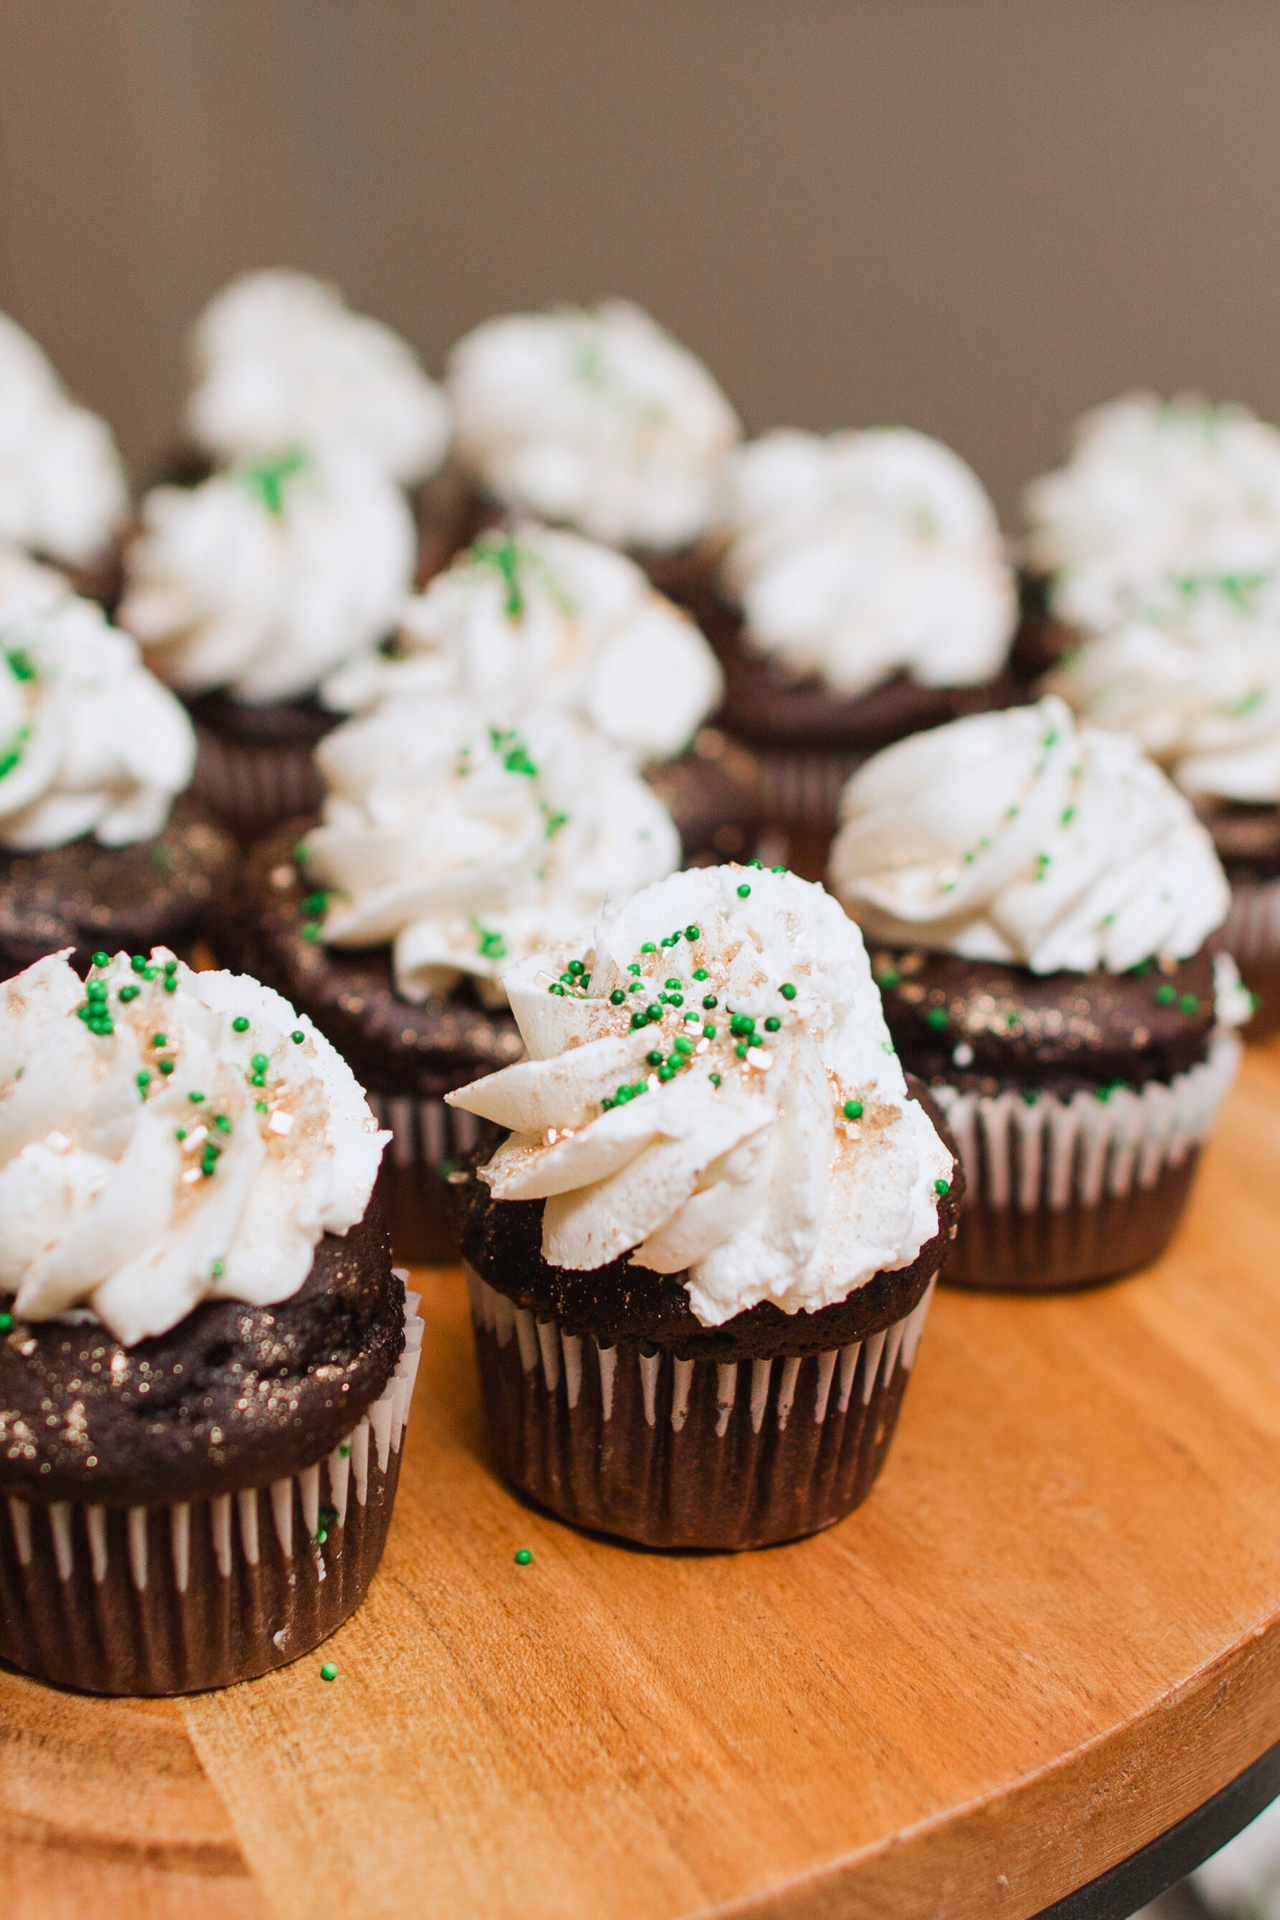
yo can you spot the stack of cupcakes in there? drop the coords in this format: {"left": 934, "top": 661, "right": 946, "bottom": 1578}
{"left": 448, "top": 863, "right": 961, "bottom": 1548}
{"left": 118, "top": 271, "right": 453, "bottom": 838}
{"left": 829, "top": 697, "right": 1252, "bottom": 1291}
{"left": 0, "top": 548, "right": 236, "bottom": 978}
{"left": 0, "top": 947, "right": 416, "bottom": 1694}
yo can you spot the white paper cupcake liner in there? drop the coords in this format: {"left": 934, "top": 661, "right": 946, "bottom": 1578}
{"left": 0, "top": 1286, "right": 422, "bottom": 1695}
{"left": 1219, "top": 871, "right": 1280, "bottom": 969}
{"left": 930, "top": 1029, "right": 1241, "bottom": 1215}
{"left": 466, "top": 1264, "right": 934, "bottom": 1547}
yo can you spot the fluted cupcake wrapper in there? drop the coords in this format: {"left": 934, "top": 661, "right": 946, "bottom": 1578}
{"left": 932, "top": 1031, "right": 1241, "bottom": 1290}
{"left": 366, "top": 1092, "right": 481, "bottom": 1264}
{"left": 1217, "top": 874, "right": 1280, "bottom": 1039}
{"left": 466, "top": 1265, "right": 934, "bottom": 1550}
{"left": 192, "top": 724, "right": 325, "bottom": 841}
{"left": 0, "top": 1291, "right": 423, "bottom": 1696}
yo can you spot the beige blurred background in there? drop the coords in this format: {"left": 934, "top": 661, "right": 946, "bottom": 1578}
{"left": 1, "top": 0, "right": 1279, "bottom": 521}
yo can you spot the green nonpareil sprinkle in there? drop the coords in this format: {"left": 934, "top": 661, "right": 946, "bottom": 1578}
{"left": 232, "top": 1016, "right": 250, "bottom": 1032}
{"left": 151, "top": 1033, "right": 166, "bottom": 1048}
{"left": 471, "top": 919, "right": 507, "bottom": 961}
{"left": 709, "top": 1071, "right": 721, "bottom": 1086}
{"left": 91, "top": 952, "right": 109, "bottom": 968}
{"left": 488, "top": 724, "right": 538, "bottom": 777}
{"left": 6, "top": 648, "right": 35, "bottom": 682}
{"left": 514, "top": 1548, "right": 533, "bottom": 1566}
{"left": 1179, "top": 993, "right": 1199, "bottom": 1014}
{"left": 934, "top": 1178, "right": 951, "bottom": 1196}
{"left": 304, "top": 891, "right": 328, "bottom": 917}
{"left": 876, "top": 970, "right": 901, "bottom": 990}
{"left": 301, "top": 922, "right": 322, "bottom": 943}
{"left": 188, "top": 1090, "right": 205, "bottom": 1103}
{"left": 1155, "top": 983, "right": 1177, "bottom": 1006}
{"left": 685, "top": 925, "right": 701, "bottom": 941}
{"left": 540, "top": 801, "right": 568, "bottom": 838}
{"left": 210, "top": 1260, "right": 224, "bottom": 1279}
{"left": 0, "top": 1312, "right": 12, "bottom": 1332}
{"left": 213, "top": 1113, "right": 232, "bottom": 1133}
{"left": 250, "top": 1053, "right": 270, "bottom": 1071}
{"left": 779, "top": 983, "right": 796, "bottom": 1001}
{"left": 240, "top": 446, "right": 308, "bottom": 516}
{"left": 339, "top": 1443, "right": 350, "bottom": 1458}
{"left": 610, "top": 989, "right": 625, "bottom": 1005}
{"left": 764, "top": 1016, "right": 780, "bottom": 1032}
{"left": 736, "top": 884, "right": 751, "bottom": 898}
{"left": 118, "top": 984, "right": 140, "bottom": 1002}
{"left": 843, "top": 1099, "right": 863, "bottom": 1120}
{"left": 473, "top": 533, "right": 526, "bottom": 618}
{"left": 641, "top": 942, "right": 656, "bottom": 953}
{"left": 291, "top": 1031, "right": 304, "bottom": 1043}
{"left": 320, "top": 1662, "right": 338, "bottom": 1682}
{"left": 136, "top": 1071, "right": 151, "bottom": 1095}
{"left": 925, "top": 1007, "right": 949, "bottom": 1030}
{"left": 159, "top": 1059, "right": 175, "bottom": 1074}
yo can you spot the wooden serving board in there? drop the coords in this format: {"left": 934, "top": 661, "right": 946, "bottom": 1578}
{"left": 5, "top": 1041, "right": 1280, "bottom": 1920}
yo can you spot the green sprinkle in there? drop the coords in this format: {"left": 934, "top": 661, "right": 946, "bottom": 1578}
{"left": 734, "top": 1042, "right": 748, "bottom": 1059}
{"left": 241, "top": 446, "right": 308, "bottom": 515}
{"left": 188, "top": 1090, "right": 205, "bottom": 1104}
{"left": 709, "top": 1071, "right": 721, "bottom": 1086}
{"left": 764, "top": 1016, "right": 780, "bottom": 1032}
{"left": 641, "top": 942, "right": 656, "bottom": 953}
{"left": 1022, "top": 1090, "right": 1039, "bottom": 1106}
{"left": 232, "top": 1016, "right": 250, "bottom": 1032}
{"left": 6, "top": 648, "right": 35, "bottom": 682}
{"left": 292, "top": 1031, "right": 304, "bottom": 1044}
{"left": 471, "top": 920, "right": 508, "bottom": 961}
{"left": 1155, "top": 983, "right": 1177, "bottom": 1006}
{"left": 255, "top": 1100, "right": 268, "bottom": 1112}
{"left": 514, "top": 1548, "right": 533, "bottom": 1566}
{"left": 151, "top": 1032, "right": 166, "bottom": 1048}
{"left": 131, "top": 954, "right": 147, "bottom": 973}
{"left": 736, "top": 884, "right": 751, "bottom": 898}
{"left": 250, "top": 1070, "right": 266, "bottom": 1087}
{"left": 304, "top": 891, "right": 328, "bottom": 916}
{"left": 780, "top": 983, "right": 797, "bottom": 1001}
{"left": 320, "top": 1661, "right": 338, "bottom": 1682}
{"left": 0, "top": 1312, "right": 12, "bottom": 1332}
{"left": 91, "top": 951, "right": 109, "bottom": 969}
{"left": 249, "top": 1053, "right": 268, "bottom": 1071}
{"left": 843, "top": 1099, "right": 863, "bottom": 1120}
{"left": 934, "top": 1178, "right": 950, "bottom": 1196}
{"left": 210, "top": 1260, "right": 224, "bottom": 1279}
{"left": 876, "top": 969, "right": 901, "bottom": 990}
{"left": 685, "top": 925, "right": 700, "bottom": 941}
{"left": 646, "top": 1005, "right": 661, "bottom": 1021}
{"left": 610, "top": 989, "right": 625, "bottom": 1005}
{"left": 118, "top": 984, "right": 140, "bottom": 1002}
{"left": 473, "top": 534, "right": 527, "bottom": 619}
{"left": 136, "top": 1071, "right": 151, "bottom": 1095}
{"left": 665, "top": 977, "right": 681, "bottom": 990}
{"left": 629, "top": 1011, "right": 645, "bottom": 1029}
{"left": 1061, "top": 806, "right": 1075, "bottom": 825}
{"left": 703, "top": 1023, "right": 717, "bottom": 1039}
{"left": 628, "top": 963, "right": 641, "bottom": 974}
{"left": 657, "top": 1065, "right": 674, "bottom": 1082}
{"left": 702, "top": 994, "right": 717, "bottom": 1009}
{"left": 339, "top": 1443, "right": 350, "bottom": 1458}
{"left": 213, "top": 1113, "right": 232, "bottom": 1133}
{"left": 675, "top": 1036, "right": 694, "bottom": 1055}
{"left": 925, "top": 1007, "right": 949, "bottom": 1030}
{"left": 175, "top": 1127, "right": 186, "bottom": 1141}
{"left": 293, "top": 840, "right": 310, "bottom": 863}
{"left": 692, "top": 968, "right": 708, "bottom": 981}
{"left": 163, "top": 976, "right": 178, "bottom": 992}
{"left": 151, "top": 844, "right": 172, "bottom": 871}
{"left": 646, "top": 1050, "right": 664, "bottom": 1066}
{"left": 1178, "top": 994, "right": 1199, "bottom": 1015}
{"left": 568, "top": 959, "right": 585, "bottom": 975}
{"left": 301, "top": 922, "right": 322, "bottom": 942}
{"left": 550, "top": 982, "right": 567, "bottom": 995}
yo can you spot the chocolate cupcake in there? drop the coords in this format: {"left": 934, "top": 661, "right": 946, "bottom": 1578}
{"left": 829, "top": 697, "right": 1252, "bottom": 1292}
{"left": 118, "top": 272, "right": 456, "bottom": 841}
{"left": 0, "top": 552, "right": 236, "bottom": 978}
{"left": 1020, "top": 392, "right": 1280, "bottom": 664}
{"left": 0, "top": 310, "right": 129, "bottom": 606}
{"left": 710, "top": 428, "right": 1022, "bottom": 865}
{"left": 1044, "top": 580, "right": 1280, "bottom": 1035}
{"left": 226, "top": 695, "right": 681, "bottom": 1262}
{"left": 321, "top": 522, "right": 755, "bottom": 860}
{"left": 442, "top": 301, "right": 740, "bottom": 599}
{"left": 0, "top": 949, "right": 417, "bottom": 1695}
{"left": 446, "top": 864, "right": 960, "bottom": 1550}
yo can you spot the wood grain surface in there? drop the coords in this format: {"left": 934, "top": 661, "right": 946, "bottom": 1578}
{"left": 5, "top": 1039, "right": 1280, "bottom": 1920}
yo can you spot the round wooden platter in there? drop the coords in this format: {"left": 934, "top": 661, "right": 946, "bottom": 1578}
{"left": 5, "top": 1042, "right": 1280, "bottom": 1920}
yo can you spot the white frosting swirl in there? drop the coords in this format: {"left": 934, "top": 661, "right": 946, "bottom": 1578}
{"left": 321, "top": 524, "right": 723, "bottom": 763}
{"left": 719, "top": 428, "right": 1016, "bottom": 696}
{"left": 119, "top": 451, "right": 415, "bottom": 704}
{"left": 304, "top": 697, "right": 680, "bottom": 1005}
{"left": 447, "top": 866, "right": 953, "bottom": 1326}
{"left": 0, "top": 950, "right": 388, "bottom": 1346}
{"left": 446, "top": 301, "right": 741, "bottom": 550}
{"left": 828, "top": 697, "right": 1229, "bottom": 973}
{"left": 1045, "top": 581, "right": 1280, "bottom": 804}
{"left": 0, "top": 550, "right": 195, "bottom": 850}
{"left": 1024, "top": 394, "right": 1280, "bottom": 632}
{"left": 0, "top": 311, "right": 128, "bottom": 567}
{"left": 186, "top": 270, "right": 451, "bottom": 485}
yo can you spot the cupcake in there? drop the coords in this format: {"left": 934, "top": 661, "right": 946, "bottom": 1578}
{"left": 1044, "top": 578, "right": 1280, "bottom": 1033}
{"left": 118, "top": 447, "right": 416, "bottom": 838}
{"left": 1021, "top": 392, "right": 1280, "bottom": 671}
{"left": 446, "top": 864, "right": 961, "bottom": 1550}
{"left": 322, "top": 522, "right": 758, "bottom": 860}
{"left": 711, "top": 428, "right": 1021, "bottom": 865}
{"left": 828, "top": 697, "right": 1252, "bottom": 1292}
{"left": 0, "top": 948, "right": 417, "bottom": 1695}
{"left": 0, "top": 550, "right": 236, "bottom": 977}
{"left": 0, "top": 310, "right": 129, "bottom": 606}
{"left": 183, "top": 269, "right": 453, "bottom": 588}
{"left": 442, "top": 300, "right": 741, "bottom": 599}
{"left": 228, "top": 695, "right": 681, "bottom": 1261}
